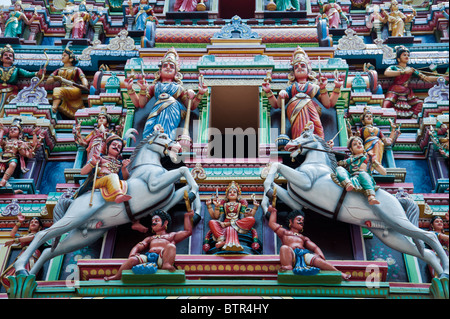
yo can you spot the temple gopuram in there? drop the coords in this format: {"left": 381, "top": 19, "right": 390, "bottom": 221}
{"left": 0, "top": 0, "right": 448, "bottom": 305}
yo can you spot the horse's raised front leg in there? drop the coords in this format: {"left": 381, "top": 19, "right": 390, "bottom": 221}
{"left": 373, "top": 204, "right": 449, "bottom": 277}
{"left": 29, "top": 228, "right": 107, "bottom": 275}
{"left": 262, "top": 162, "right": 312, "bottom": 211}
{"left": 370, "top": 228, "right": 445, "bottom": 278}
{"left": 14, "top": 216, "right": 83, "bottom": 275}
{"left": 149, "top": 166, "right": 201, "bottom": 217}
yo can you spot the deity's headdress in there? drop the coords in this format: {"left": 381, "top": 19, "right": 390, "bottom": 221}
{"left": 154, "top": 47, "right": 183, "bottom": 84}
{"left": 394, "top": 45, "right": 410, "bottom": 61}
{"left": 98, "top": 106, "right": 112, "bottom": 125}
{"left": 290, "top": 46, "right": 310, "bottom": 67}
{"left": 63, "top": 41, "right": 78, "bottom": 66}
{"left": 360, "top": 106, "right": 373, "bottom": 124}
{"left": 347, "top": 135, "right": 364, "bottom": 150}
{"left": 288, "top": 46, "right": 316, "bottom": 84}
{"left": 159, "top": 47, "right": 180, "bottom": 71}
{"left": 0, "top": 44, "right": 15, "bottom": 57}
{"left": 225, "top": 181, "right": 242, "bottom": 197}
{"left": 11, "top": 118, "right": 23, "bottom": 132}
{"left": 105, "top": 133, "right": 125, "bottom": 153}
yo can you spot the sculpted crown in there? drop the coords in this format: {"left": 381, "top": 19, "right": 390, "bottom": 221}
{"left": 290, "top": 46, "right": 310, "bottom": 66}
{"left": 160, "top": 47, "right": 180, "bottom": 71}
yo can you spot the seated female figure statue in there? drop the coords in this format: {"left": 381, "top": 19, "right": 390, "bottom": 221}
{"left": 205, "top": 181, "right": 260, "bottom": 252}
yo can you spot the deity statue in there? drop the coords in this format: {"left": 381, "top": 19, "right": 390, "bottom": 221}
{"left": 104, "top": 209, "right": 194, "bottom": 280}
{"left": 127, "top": 47, "right": 207, "bottom": 139}
{"left": 271, "top": 0, "right": 300, "bottom": 11}
{"left": 204, "top": 181, "right": 260, "bottom": 252}
{"left": 64, "top": 0, "right": 100, "bottom": 39}
{"left": 357, "top": 107, "right": 400, "bottom": 167}
{"left": 45, "top": 45, "right": 89, "bottom": 119}
{"left": 128, "top": 0, "right": 158, "bottom": 31}
{"left": 334, "top": 136, "right": 387, "bottom": 205}
{"left": 375, "top": 0, "right": 416, "bottom": 37}
{"left": 0, "top": 213, "right": 44, "bottom": 290}
{"left": 318, "top": 0, "right": 349, "bottom": 29}
{"left": 429, "top": 215, "right": 449, "bottom": 256}
{"left": 0, "top": 1, "right": 38, "bottom": 38}
{"left": 73, "top": 107, "right": 121, "bottom": 161}
{"left": 382, "top": 46, "right": 447, "bottom": 119}
{"left": 428, "top": 122, "right": 449, "bottom": 158}
{"left": 0, "top": 118, "right": 43, "bottom": 187}
{"left": 174, "top": 0, "right": 206, "bottom": 12}
{"left": 262, "top": 47, "right": 344, "bottom": 140}
{"left": 267, "top": 205, "right": 351, "bottom": 280}
{"left": 0, "top": 45, "right": 41, "bottom": 117}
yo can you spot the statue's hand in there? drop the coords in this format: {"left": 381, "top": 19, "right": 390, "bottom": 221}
{"left": 278, "top": 90, "right": 289, "bottom": 100}
{"left": 262, "top": 81, "right": 271, "bottom": 93}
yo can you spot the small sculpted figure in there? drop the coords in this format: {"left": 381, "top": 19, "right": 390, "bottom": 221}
{"left": 358, "top": 107, "right": 400, "bottom": 167}
{"left": 46, "top": 46, "right": 89, "bottom": 119}
{"left": 382, "top": 46, "right": 447, "bottom": 119}
{"left": 428, "top": 123, "right": 449, "bottom": 158}
{"left": 174, "top": 0, "right": 206, "bottom": 12}
{"left": 205, "top": 181, "right": 260, "bottom": 252}
{"left": 375, "top": 0, "right": 415, "bottom": 37}
{"left": 274, "top": 0, "right": 300, "bottom": 11}
{"left": 335, "top": 136, "right": 386, "bottom": 205}
{"left": 0, "top": 118, "right": 43, "bottom": 187}
{"left": 0, "top": 213, "right": 44, "bottom": 289}
{"left": 1, "top": 1, "right": 38, "bottom": 38}
{"left": 429, "top": 215, "right": 449, "bottom": 256}
{"left": 127, "top": 47, "right": 207, "bottom": 139}
{"left": 268, "top": 205, "right": 351, "bottom": 280}
{"left": 73, "top": 107, "right": 120, "bottom": 161}
{"left": 104, "top": 209, "right": 194, "bottom": 280}
{"left": 318, "top": 0, "right": 349, "bottom": 29}
{"left": 66, "top": 1, "right": 100, "bottom": 39}
{"left": 0, "top": 45, "right": 41, "bottom": 117}
{"left": 262, "top": 47, "right": 344, "bottom": 140}
{"left": 128, "top": 0, "right": 158, "bottom": 31}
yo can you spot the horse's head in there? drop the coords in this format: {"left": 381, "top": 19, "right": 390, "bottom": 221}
{"left": 147, "top": 126, "right": 182, "bottom": 162}
{"left": 284, "top": 124, "right": 321, "bottom": 159}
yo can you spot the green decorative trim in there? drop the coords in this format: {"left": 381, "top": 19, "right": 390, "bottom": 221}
{"left": 403, "top": 254, "right": 421, "bottom": 284}
{"left": 277, "top": 271, "right": 342, "bottom": 284}
{"left": 7, "top": 274, "right": 37, "bottom": 299}
{"left": 45, "top": 234, "right": 67, "bottom": 281}
{"left": 74, "top": 279, "right": 393, "bottom": 299}
{"left": 121, "top": 270, "right": 186, "bottom": 284}
{"left": 430, "top": 277, "right": 449, "bottom": 299}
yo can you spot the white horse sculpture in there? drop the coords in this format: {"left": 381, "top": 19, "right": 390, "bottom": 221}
{"left": 14, "top": 128, "right": 202, "bottom": 276}
{"left": 261, "top": 128, "right": 449, "bottom": 279}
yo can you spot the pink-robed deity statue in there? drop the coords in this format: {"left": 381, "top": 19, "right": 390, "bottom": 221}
{"left": 68, "top": 1, "right": 100, "bottom": 39}
{"left": 318, "top": 0, "right": 349, "bottom": 29}
{"left": 205, "top": 181, "right": 260, "bottom": 252}
{"left": 262, "top": 47, "right": 344, "bottom": 140}
{"left": 174, "top": 0, "right": 206, "bottom": 12}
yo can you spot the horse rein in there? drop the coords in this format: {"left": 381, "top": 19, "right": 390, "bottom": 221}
{"left": 293, "top": 139, "right": 348, "bottom": 158}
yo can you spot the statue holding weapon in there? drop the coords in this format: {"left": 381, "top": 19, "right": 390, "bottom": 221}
{"left": 45, "top": 43, "right": 89, "bottom": 119}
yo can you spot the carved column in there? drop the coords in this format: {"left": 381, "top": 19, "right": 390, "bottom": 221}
{"left": 437, "top": 20, "right": 449, "bottom": 42}
{"left": 93, "top": 22, "right": 104, "bottom": 43}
